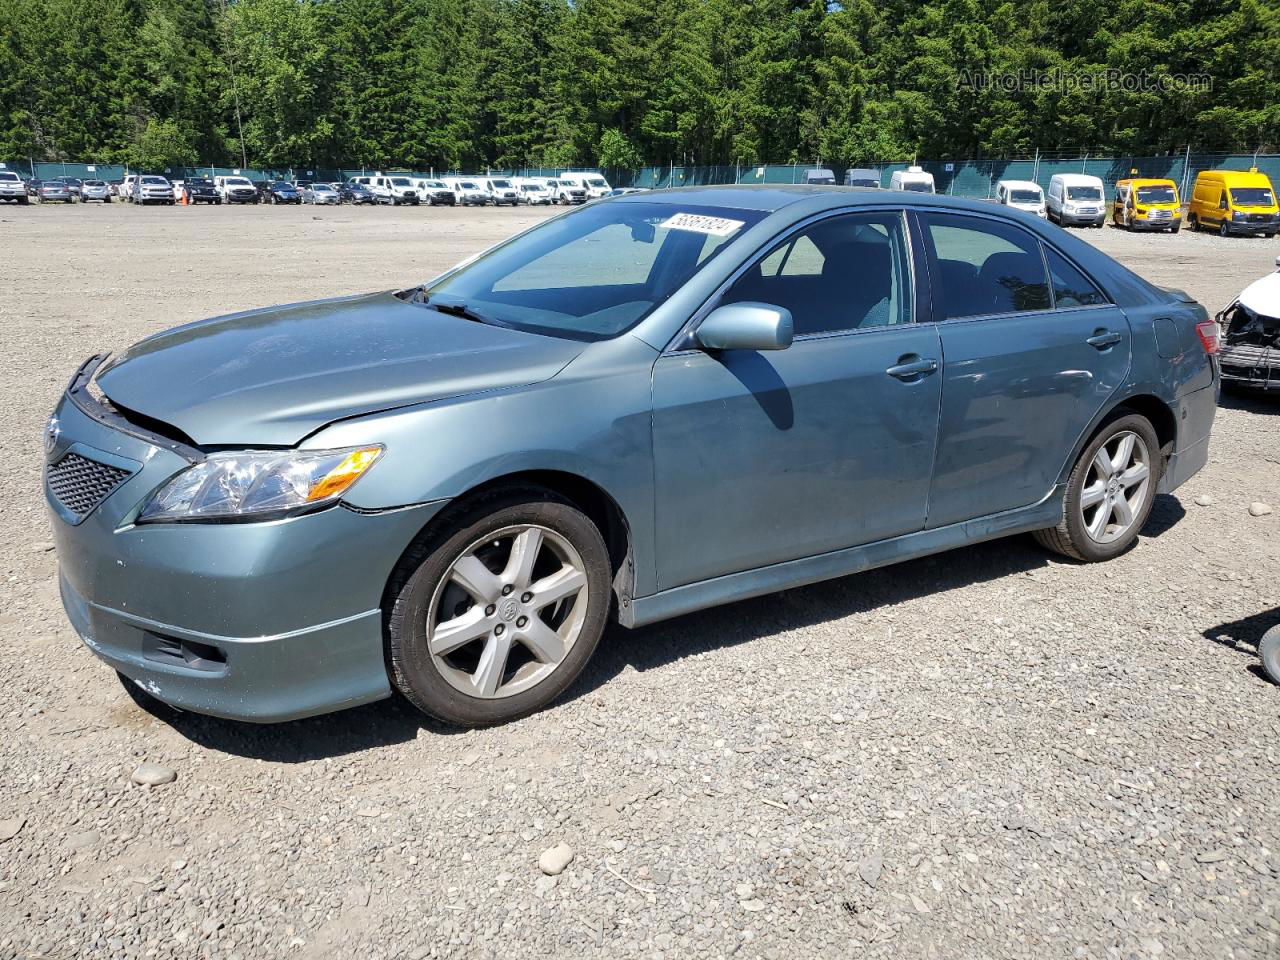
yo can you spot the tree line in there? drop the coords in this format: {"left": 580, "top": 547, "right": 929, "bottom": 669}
{"left": 1, "top": 0, "right": 1277, "bottom": 172}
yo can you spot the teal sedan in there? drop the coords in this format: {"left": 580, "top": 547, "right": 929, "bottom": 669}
{"left": 46, "top": 187, "right": 1218, "bottom": 726}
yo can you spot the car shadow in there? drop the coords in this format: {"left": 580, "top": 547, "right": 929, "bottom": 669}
{"left": 1143, "top": 494, "right": 1186, "bottom": 538}
{"left": 568, "top": 534, "right": 1059, "bottom": 704}
{"left": 126, "top": 503, "right": 1189, "bottom": 760}
{"left": 1201, "top": 607, "right": 1280, "bottom": 655}
{"left": 119, "top": 672, "right": 458, "bottom": 763}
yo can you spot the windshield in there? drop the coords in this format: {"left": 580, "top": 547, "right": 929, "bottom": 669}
{"left": 188, "top": 179, "right": 211, "bottom": 186}
{"left": 492, "top": 180, "right": 512, "bottom": 188}
{"left": 1010, "top": 189, "right": 1042, "bottom": 203}
{"left": 849, "top": 178, "right": 877, "bottom": 188}
{"left": 459, "top": 181, "right": 478, "bottom": 189}
{"left": 902, "top": 181, "right": 932, "bottom": 192}
{"left": 522, "top": 185, "right": 541, "bottom": 192}
{"left": 1135, "top": 185, "right": 1176, "bottom": 204}
{"left": 391, "top": 177, "right": 410, "bottom": 186}
{"left": 227, "top": 178, "right": 251, "bottom": 187}
{"left": 1231, "top": 187, "right": 1276, "bottom": 207}
{"left": 271, "top": 181, "right": 293, "bottom": 188}
{"left": 425, "top": 202, "right": 764, "bottom": 341}
{"left": 141, "top": 176, "right": 167, "bottom": 185}
{"left": 313, "top": 183, "right": 334, "bottom": 191}
{"left": 0, "top": 172, "right": 19, "bottom": 181}
{"left": 1067, "top": 186, "right": 1102, "bottom": 201}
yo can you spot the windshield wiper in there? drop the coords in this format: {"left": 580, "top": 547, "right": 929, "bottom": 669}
{"left": 415, "top": 293, "right": 513, "bottom": 329}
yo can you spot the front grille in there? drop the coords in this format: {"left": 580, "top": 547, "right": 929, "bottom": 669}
{"left": 47, "top": 452, "right": 132, "bottom": 520}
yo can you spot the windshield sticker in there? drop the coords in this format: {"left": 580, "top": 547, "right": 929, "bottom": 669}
{"left": 660, "top": 212, "right": 746, "bottom": 237}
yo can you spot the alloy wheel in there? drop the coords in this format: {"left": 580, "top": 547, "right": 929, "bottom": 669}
{"left": 426, "top": 524, "right": 589, "bottom": 699}
{"left": 1078, "top": 430, "right": 1152, "bottom": 544}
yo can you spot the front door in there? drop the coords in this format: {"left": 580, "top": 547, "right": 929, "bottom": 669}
{"left": 916, "top": 210, "right": 1131, "bottom": 529}
{"left": 650, "top": 210, "right": 943, "bottom": 590}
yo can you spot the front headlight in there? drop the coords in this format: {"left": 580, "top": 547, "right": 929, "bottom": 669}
{"left": 138, "top": 446, "right": 383, "bottom": 523}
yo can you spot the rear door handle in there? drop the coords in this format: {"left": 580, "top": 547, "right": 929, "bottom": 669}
{"left": 885, "top": 356, "right": 939, "bottom": 381}
{"left": 1086, "top": 330, "right": 1123, "bottom": 349}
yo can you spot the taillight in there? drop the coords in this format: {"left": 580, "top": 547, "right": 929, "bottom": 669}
{"left": 1195, "top": 320, "right": 1221, "bottom": 355}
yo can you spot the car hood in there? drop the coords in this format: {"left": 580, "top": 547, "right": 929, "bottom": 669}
{"left": 96, "top": 292, "right": 585, "bottom": 446}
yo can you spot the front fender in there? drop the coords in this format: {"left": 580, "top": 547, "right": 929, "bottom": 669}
{"left": 306, "top": 335, "right": 660, "bottom": 594}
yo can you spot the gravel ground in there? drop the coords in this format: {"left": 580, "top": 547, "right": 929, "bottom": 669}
{"left": 1, "top": 203, "right": 1278, "bottom": 960}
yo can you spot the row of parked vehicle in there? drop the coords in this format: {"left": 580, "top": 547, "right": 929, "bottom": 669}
{"left": 861, "top": 166, "right": 1280, "bottom": 238}
{"left": 0, "top": 169, "right": 633, "bottom": 208}
{"left": 795, "top": 164, "right": 1278, "bottom": 238}
{"left": 990, "top": 169, "right": 1280, "bottom": 237}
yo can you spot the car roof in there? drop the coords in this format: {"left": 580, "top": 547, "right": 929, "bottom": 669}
{"left": 609, "top": 184, "right": 1011, "bottom": 214}
{"left": 1198, "top": 170, "right": 1273, "bottom": 185}
{"left": 1052, "top": 173, "right": 1104, "bottom": 185}
{"left": 998, "top": 180, "right": 1042, "bottom": 190}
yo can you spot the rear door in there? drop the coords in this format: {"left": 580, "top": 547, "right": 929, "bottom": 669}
{"left": 916, "top": 210, "right": 1131, "bottom": 528}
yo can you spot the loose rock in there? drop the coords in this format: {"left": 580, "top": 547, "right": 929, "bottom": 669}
{"left": 1248, "top": 501, "right": 1272, "bottom": 517}
{"left": 538, "top": 842, "right": 575, "bottom": 876}
{"left": 130, "top": 763, "right": 176, "bottom": 787}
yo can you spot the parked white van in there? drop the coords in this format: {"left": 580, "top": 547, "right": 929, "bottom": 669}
{"left": 889, "top": 166, "right": 935, "bottom": 193}
{"left": 480, "top": 176, "right": 520, "bottom": 206}
{"left": 995, "top": 179, "right": 1047, "bottom": 217}
{"left": 515, "top": 179, "right": 554, "bottom": 204}
{"left": 441, "top": 177, "right": 489, "bottom": 206}
{"left": 1046, "top": 173, "right": 1106, "bottom": 227}
{"left": 555, "top": 172, "right": 610, "bottom": 202}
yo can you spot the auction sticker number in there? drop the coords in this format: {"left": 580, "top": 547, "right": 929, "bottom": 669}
{"left": 661, "top": 212, "right": 745, "bottom": 237}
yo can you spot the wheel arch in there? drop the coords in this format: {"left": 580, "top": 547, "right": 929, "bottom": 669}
{"left": 386, "top": 469, "right": 636, "bottom": 620}
{"left": 1056, "top": 391, "right": 1178, "bottom": 486}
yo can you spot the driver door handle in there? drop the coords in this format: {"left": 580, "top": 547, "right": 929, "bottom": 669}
{"left": 885, "top": 356, "right": 939, "bottom": 381}
{"left": 1086, "top": 330, "right": 1123, "bottom": 349}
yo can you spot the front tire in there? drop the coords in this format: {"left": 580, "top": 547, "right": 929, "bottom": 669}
{"left": 386, "top": 488, "right": 611, "bottom": 726}
{"left": 1033, "top": 413, "right": 1161, "bottom": 562}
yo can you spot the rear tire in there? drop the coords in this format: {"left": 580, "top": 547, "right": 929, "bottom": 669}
{"left": 1033, "top": 413, "right": 1161, "bottom": 563}
{"left": 386, "top": 487, "right": 611, "bottom": 727}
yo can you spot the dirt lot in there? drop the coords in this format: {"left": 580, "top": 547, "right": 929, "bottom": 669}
{"left": 1, "top": 202, "right": 1278, "bottom": 960}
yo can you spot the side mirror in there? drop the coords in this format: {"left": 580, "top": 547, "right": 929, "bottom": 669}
{"left": 696, "top": 302, "right": 794, "bottom": 352}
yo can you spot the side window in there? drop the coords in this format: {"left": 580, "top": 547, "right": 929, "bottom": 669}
{"left": 1219, "top": 190, "right": 1228, "bottom": 210}
{"left": 1044, "top": 246, "right": 1109, "bottom": 308}
{"left": 721, "top": 211, "right": 913, "bottom": 335}
{"left": 922, "top": 213, "right": 1050, "bottom": 319}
